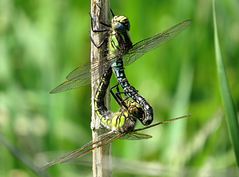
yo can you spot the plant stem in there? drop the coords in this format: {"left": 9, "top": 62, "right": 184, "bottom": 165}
{"left": 90, "top": 0, "right": 111, "bottom": 177}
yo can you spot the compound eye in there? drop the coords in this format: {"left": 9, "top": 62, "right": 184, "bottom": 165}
{"left": 124, "top": 22, "right": 130, "bottom": 31}
{"left": 115, "top": 22, "right": 126, "bottom": 31}
{"left": 132, "top": 107, "right": 144, "bottom": 119}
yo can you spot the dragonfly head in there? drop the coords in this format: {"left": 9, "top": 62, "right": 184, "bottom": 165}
{"left": 125, "top": 100, "right": 145, "bottom": 124}
{"left": 112, "top": 16, "right": 130, "bottom": 32}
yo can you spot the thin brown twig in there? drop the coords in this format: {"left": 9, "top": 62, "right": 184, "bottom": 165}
{"left": 90, "top": 0, "right": 111, "bottom": 177}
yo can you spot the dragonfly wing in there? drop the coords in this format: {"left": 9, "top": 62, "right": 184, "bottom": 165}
{"left": 41, "top": 131, "right": 122, "bottom": 169}
{"left": 50, "top": 59, "right": 114, "bottom": 93}
{"left": 50, "top": 74, "right": 91, "bottom": 93}
{"left": 120, "top": 115, "right": 190, "bottom": 140}
{"left": 123, "top": 19, "right": 191, "bottom": 65}
{"left": 121, "top": 132, "right": 152, "bottom": 140}
{"left": 50, "top": 64, "right": 92, "bottom": 93}
{"left": 66, "top": 64, "right": 91, "bottom": 80}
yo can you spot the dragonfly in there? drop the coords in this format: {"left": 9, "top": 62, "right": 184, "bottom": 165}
{"left": 50, "top": 13, "right": 191, "bottom": 95}
{"left": 42, "top": 67, "right": 189, "bottom": 169}
{"left": 94, "top": 66, "right": 146, "bottom": 133}
{"left": 105, "top": 12, "right": 154, "bottom": 126}
{"left": 50, "top": 10, "right": 190, "bottom": 125}
{"left": 41, "top": 116, "right": 189, "bottom": 169}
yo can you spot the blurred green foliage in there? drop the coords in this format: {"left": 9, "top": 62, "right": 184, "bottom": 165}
{"left": 0, "top": 0, "right": 238, "bottom": 177}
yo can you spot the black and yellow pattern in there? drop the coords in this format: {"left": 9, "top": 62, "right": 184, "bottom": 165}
{"left": 94, "top": 68, "right": 144, "bottom": 133}
{"left": 108, "top": 15, "right": 154, "bottom": 126}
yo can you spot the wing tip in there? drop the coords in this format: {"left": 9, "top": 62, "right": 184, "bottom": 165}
{"left": 49, "top": 89, "right": 58, "bottom": 94}
{"left": 49, "top": 81, "right": 71, "bottom": 94}
{"left": 49, "top": 85, "right": 64, "bottom": 94}
{"left": 182, "top": 19, "right": 192, "bottom": 26}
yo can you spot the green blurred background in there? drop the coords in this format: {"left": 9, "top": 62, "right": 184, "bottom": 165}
{"left": 0, "top": 0, "right": 238, "bottom": 176}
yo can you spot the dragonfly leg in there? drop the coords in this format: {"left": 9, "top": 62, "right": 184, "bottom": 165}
{"left": 111, "top": 84, "right": 133, "bottom": 102}
{"left": 91, "top": 3, "right": 111, "bottom": 30}
{"left": 90, "top": 11, "right": 109, "bottom": 48}
{"left": 110, "top": 9, "right": 115, "bottom": 17}
{"left": 99, "top": 21, "right": 111, "bottom": 28}
{"left": 96, "top": 3, "right": 112, "bottom": 27}
{"left": 110, "top": 84, "right": 128, "bottom": 109}
{"left": 116, "top": 91, "right": 131, "bottom": 103}
{"left": 110, "top": 83, "right": 122, "bottom": 105}
{"left": 114, "top": 85, "right": 131, "bottom": 102}
{"left": 90, "top": 35, "right": 107, "bottom": 48}
{"left": 90, "top": 13, "right": 109, "bottom": 32}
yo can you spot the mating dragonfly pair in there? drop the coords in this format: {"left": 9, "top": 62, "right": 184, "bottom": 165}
{"left": 43, "top": 8, "right": 190, "bottom": 168}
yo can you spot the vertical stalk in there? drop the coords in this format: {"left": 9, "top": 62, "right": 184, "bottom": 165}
{"left": 213, "top": 0, "right": 239, "bottom": 166}
{"left": 90, "top": 0, "right": 111, "bottom": 177}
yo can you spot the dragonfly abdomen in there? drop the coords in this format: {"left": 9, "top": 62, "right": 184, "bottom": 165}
{"left": 94, "top": 68, "right": 137, "bottom": 132}
{"left": 111, "top": 59, "right": 153, "bottom": 125}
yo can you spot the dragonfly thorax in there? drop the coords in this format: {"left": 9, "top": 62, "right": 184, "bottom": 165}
{"left": 111, "top": 16, "right": 130, "bottom": 32}
{"left": 108, "top": 16, "right": 132, "bottom": 59}
{"left": 126, "top": 101, "right": 144, "bottom": 119}
{"left": 118, "top": 111, "right": 137, "bottom": 133}
{"left": 124, "top": 100, "right": 145, "bottom": 123}
{"left": 113, "top": 101, "right": 144, "bottom": 133}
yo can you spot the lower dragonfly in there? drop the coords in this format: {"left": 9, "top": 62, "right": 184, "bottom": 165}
{"left": 42, "top": 67, "right": 189, "bottom": 169}
{"left": 94, "top": 68, "right": 144, "bottom": 133}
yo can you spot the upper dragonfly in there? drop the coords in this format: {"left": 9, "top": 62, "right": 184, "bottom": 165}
{"left": 50, "top": 15, "right": 191, "bottom": 94}
{"left": 105, "top": 13, "right": 154, "bottom": 125}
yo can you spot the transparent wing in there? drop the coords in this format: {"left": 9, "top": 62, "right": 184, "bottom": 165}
{"left": 121, "top": 132, "right": 152, "bottom": 140}
{"left": 122, "top": 115, "right": 190, "bottom": 140}
{"left": 41, "top": 115, "right": 189, "bottom": 169}
{"left": 133, "top": 115, "right": 190, "bottom": 133}
{"left": 66, "top": 64, "right": 91, "bottom": 81}
{"left": 41, "top": 131, "right": 123, "bottom": 169}
{"left": 50, "top": 59, "right": 116, "bottom": 93}
{"left": 123, "top": 19, "right": 191, "bottom": 65}
{"left": 41, "top": 129, "right": 156, "bottom": 169}
{"left": 50, "top": 64, "right": 91, "bottom": 93}
{"left": 50, "top": 20, "right": 190, "bottom": 93}
{"left": 122, "top": 115, "right": 189, "bottom": 140}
